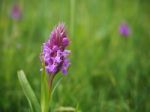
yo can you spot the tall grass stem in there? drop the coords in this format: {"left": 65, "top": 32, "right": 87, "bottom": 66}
{"left": 70, "top": 0, "right": 75, "bottom": 38}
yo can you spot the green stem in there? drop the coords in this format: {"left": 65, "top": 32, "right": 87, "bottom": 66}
{"left": 41, "top": 64, "right": 50, "bottom": 112}
{"left": 70, "top": 0, "right": 75, "bottom": 38}
{"left": 48, "top": 74, "right": 55, "bottom": 90}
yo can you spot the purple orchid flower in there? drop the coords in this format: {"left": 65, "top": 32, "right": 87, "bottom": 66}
{"left": 11, "top": 4, "right": 22, "bottom": 20}
{"left": 41, "top": 23, "right": 71, "bottom": 75}
{"left": 119, "top": 22, "right": 131, "bottom": 37}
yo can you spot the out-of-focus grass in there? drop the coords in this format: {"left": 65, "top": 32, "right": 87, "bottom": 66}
{"left": 0, "top": 0, "right": 150, "bottom": 112}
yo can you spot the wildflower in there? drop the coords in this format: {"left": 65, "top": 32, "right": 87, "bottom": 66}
{"left": 11, "top": 4, "right": 22, "bottom": 20}
{"left": 119, "top": 22, "right": 131, "bottom": 37}
{"left": 41, "top": 23, "right": 71, "bottom": 75}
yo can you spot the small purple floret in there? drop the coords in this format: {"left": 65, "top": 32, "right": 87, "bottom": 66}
{"left": 41, "top": 23, "right": 71, "bottom": 75}
{"left": 119, "top": 22, "right": 131, "bottom": 37}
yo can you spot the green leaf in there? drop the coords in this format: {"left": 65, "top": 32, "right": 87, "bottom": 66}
{"left": 51, "top": 77, "right": 63, "bottom": 97}
{"left": 18, "top": 70, "right": 40, "bottom": 112}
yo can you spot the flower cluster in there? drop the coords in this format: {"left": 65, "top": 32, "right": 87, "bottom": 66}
{"left": 11, "top": 4, "right": 22, "bottom": 20}
{"left": 41, "top": 23, "right": 71, "bottom": 75}
{"left": 119, "top": 22, "right": 131, "bottom": 37}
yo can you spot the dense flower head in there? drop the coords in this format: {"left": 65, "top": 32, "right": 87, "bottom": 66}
{"left": 41, "top": 23, "right": 71, "bottom": 75}
{"left": 11, "top": 4, "right": 22, "bottom": 20}
{"left": 119, "top": 22, "right": 131, "bottom": 37}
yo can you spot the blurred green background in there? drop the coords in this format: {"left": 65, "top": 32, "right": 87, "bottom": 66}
{"left": 0, "top": 0, "right": 150, "bottom": 111}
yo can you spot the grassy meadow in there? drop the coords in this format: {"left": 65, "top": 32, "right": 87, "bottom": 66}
{"left": 0, "top": 0, "right": 150, "bottom": 111}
